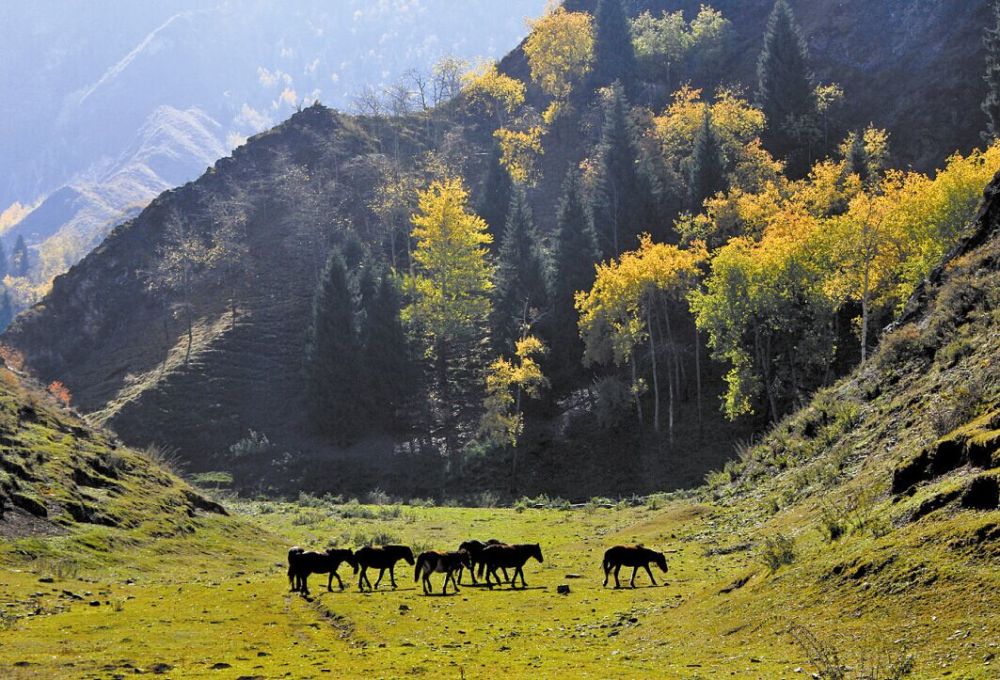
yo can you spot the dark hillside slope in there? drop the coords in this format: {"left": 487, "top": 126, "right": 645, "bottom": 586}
{"left": 0, "top": 361, "right": 223, "bottom": 540}
{"left": 500, "top": 0, "right": 989, "bottom": 172}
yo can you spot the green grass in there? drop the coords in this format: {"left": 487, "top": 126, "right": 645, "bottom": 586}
{"left": 1, "top": 496, "right": 997, "bottom": 678}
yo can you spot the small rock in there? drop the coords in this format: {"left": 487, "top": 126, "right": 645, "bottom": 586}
{"left": 38, "top": 577, "right": 54, "bottom": 584}
{"left": 211, "top": 662, "right": 232, "bottom": 670}
{"left": 565, "top": 574, "right": 583, "bottom": 579}
{"left": 89, "top": 601, "right": 101, "bottom": 607}
{"left": 557, "top": 585, "right": 571, "bottom": 595}
{"left": 398, "top": 604, "right": 410, "bottom": 612}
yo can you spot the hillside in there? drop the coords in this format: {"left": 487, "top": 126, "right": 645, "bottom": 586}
{"left": 0, "top": 357, "right": 224, "bottom": 541}
{"left": 2, "top": 0, "right": 996, "bottom": 500}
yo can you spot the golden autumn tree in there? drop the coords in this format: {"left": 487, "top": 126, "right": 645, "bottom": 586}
{"left": 403, "top": 178, "right": 494, "bottom": 450}
{"left": 462, "top": 62, "right": 526, "bottom": 125}
{"left": 523, "top": 6, "right": 595, "bottom": 123}
{"left": 576, "top": 235, "right": 707, "bottom": 437}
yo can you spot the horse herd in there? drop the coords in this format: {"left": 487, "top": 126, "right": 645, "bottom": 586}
{"left": 286, "top": 541, "right": 668, "bottom": 596}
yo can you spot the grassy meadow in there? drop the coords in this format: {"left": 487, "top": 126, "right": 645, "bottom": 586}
{"left": 1, "top": 491, "right": 997, "bottom": 679}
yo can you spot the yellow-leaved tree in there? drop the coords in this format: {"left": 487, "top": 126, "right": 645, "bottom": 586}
{"left": 462, "top": 62, "right": 526, "bottom": 125}
{"left": 479, "top": 335, "right": 548, "bottom": 481}
{"left": 523, "top": 6, "right": 595, "bottom": 124}
{"left": 576, "top": 235, "right": 707, "bottom": 437}
{"left": 403, "top": 178, "right": 494, "bottom": 451}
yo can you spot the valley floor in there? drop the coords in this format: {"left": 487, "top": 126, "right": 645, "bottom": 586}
{"left": 0, "top": 498, "right": 997, "bottom": 679}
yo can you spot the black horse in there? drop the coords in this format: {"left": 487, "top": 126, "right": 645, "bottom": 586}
{"left": 602, "top": 545, "right": 668, "bottom": 588}
{"left": 481, "top": 543, "right": 543, "bottom": 589}
{"left": 355, "top": 544, "right": 415, "bottom": 591}
{"left": 287, "top": 547, "right": 358, "bottom": 595}
{"left": 457, "top": 539, "right": 508, "bottom": 585}
{"left": 414, "top": 550, "right": 472, "bottom": 595}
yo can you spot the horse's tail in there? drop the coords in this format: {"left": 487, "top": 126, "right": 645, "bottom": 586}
{"left": 477, "top": 558, "right": 487, "bottom": 580}
{"left": 602, "top": 554, "right": 612, "bottom": 575}
{"left": 414, "top": 553, "right": 426, "bottom": 582}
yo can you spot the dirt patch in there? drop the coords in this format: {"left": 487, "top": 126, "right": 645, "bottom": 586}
{"left": 0, "top": 507, "right": 66, "bottom": 539}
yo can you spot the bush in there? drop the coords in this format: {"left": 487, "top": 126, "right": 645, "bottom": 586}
{"left": 139, "top": 444, "right": 185, "bottom": 476}
{"left": 366, "top": 488, "right": 392, "bottom": 506}
{"left": 191, "top": 471, "right": 233, "bottom": 489}
{"left": 759, "top": 533, "right": 796, "bottom": 572}
{"left": 473, "top": 490, "right": 500, "bottom": 508}
{"left": 229, "top": 430, "right": 272, "bottom": 459}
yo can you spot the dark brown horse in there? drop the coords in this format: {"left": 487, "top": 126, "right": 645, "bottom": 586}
{"left": 481, "top": 543, "right": 543, "bottom": 589}
{"left": 602, "top": 545, "right": 668, "bottom": 588}
{"left": 287, "top": 547, "right": 358, "bottom": 595}
{"left": 355, "top": 544, "right": 415, "bottom": 591}
{"left": 414, "top": 550, "right": 472, "bottom": 595}
{"left": 457, "top": 539, "right": 508, "bottom": 585}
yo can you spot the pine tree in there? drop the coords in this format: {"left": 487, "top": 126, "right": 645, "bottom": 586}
{"left": 757, "top": 0, "right": 815, "bottom": 169}
{"left": 547, "top": 168, "right": 600, "bottom": 390}
{"left": 846, "top": 128, "right": 871, "bottom": 185}
{"left": 306, "top": 252, "right": 366, "bottom": 444}
{"left": 490, "top": 188, "right": 550, "bottom": 356}
{"left": 983, "top": 0, "right": 1000, "bottom": 141}
{"left": 11, "top": 235, "right": 29, "bottom": 278}
{"left": 362, "top": 270, "right": 415, "bottom": 430}
{"left": 591, "top": 0, "right": 638, "bottom": 94}
{"left": 0, "top": 290, "right": 13, "bottom": 331}
{"left": 477, "top": 144, "right": 514, "bottom": 251}
{"left": 0, "top": 240, "right": 7, "bottom": 280}
{"left": 687, "top": 110, "right": 726, "bottom": 211}
{"left": 592, "top": 82, "right": 659, "bottom": 259}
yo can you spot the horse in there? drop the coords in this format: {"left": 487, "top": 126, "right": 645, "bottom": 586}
{"left": 481, "top": 543, "right": 543, "bottom": 589}
{"left": 414, "top": 550, "right": 472, "bottom": 595}
{"left": 287, "top": 547, "right": 358, "bottom": 595}
{"left": 355, "top": 544, "right": 415, "bottom": 591}
{"left": 457, "top": 539, "right": 508, "bottom": 585}
{"left": 602, "top": 545, "right": 668, "bottom": 589}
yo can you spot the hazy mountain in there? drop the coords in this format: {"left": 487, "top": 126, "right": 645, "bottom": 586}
{"left": 0, "top": 0, "right": 544, "bottom": 282}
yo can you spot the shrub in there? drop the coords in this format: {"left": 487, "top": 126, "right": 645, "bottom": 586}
{"left": 191, "top": 471, "right": 233, "bottom": 489}
{"left": 473, "top": 490, "right": 500, "bottom": 508}
{"left": 759, "top": 533, "right": 796, "bottom": 572}
{"left": 407, "top": 497, "right": 436, "bottom": 508}
{"left": 139, "top": 444, "right": 185, "bottom": 476}
{"left": 366, "top": 488, "right": 392, "bottom": 506}
{"left": 376, "top": 505, "right": 402, "bottom": 520}
{"left": 47, "top": 381, "right": 72, "bottom": 407}
{"left": 229, "top": 430, "right": 272, "bottom": 459}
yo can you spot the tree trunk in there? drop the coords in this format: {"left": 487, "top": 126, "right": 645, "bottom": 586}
{"left": 647, "top": 302, "right": 660, "bottom": 434}
{"left": 631, "top": 357, "right": 643, "bottom": 427}
{"left": 694, "top": 322, "right": 703, "bottom": 438}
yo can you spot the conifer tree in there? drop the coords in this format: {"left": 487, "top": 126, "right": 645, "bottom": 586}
{"left": 592, "top": 82, "right": 659, "bottom": 259}
{"left": 0, "top": 290, "right": 13, "bottom": 331}
{"left": 846, "top": 128, "right": 871, "bottom": 185}
{"left": 688, "top": 110, "right": 726, "bottom": 211}
{"left": 490, "top": 188, "right": 550, "bottom": 356}
{"left": 548, "top": 168, "right": 600, "bottom": 390}
{"left": 362, "top": 270, "right": 415, "bottom": 429}
{"left": 306, "top": 252, "right": 365, "bottom": 444}
{"left": 983, "top": 0, "right": 1000, "bottom": 141}
{"left": 477, "top": 144, "right": 514, "bottom": 251}
{"left": 756, "top": 0, "right": 815, "bottom": 169}
{"left": 11, "top": 235, "right": 29, "bottom": 277}
{"left": 591, "top": 0, "right": 638, "bottom": 94}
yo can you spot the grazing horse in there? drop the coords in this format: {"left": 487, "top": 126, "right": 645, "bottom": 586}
{"left": 288, "top": 547, "right": 358, "bottom": 595}
{"left": 355, "top": 544, "right": 415, "bottom": 591}
{"left": 414, "top": 550, "right": 472, "bottom": 595}
{"left": 481, "top": 543, "right": 543, "bottom": 589}
{"left": 457, "top": 539, "right": 508, "bottom": 585}
{"left": 602, "top": 545, "right": 668, "bottom": 589}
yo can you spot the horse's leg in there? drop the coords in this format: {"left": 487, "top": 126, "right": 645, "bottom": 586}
{"left": 516, "top": 566, "right": 526, "bottom": 588}
{"left": 644, "top": 563, "right": 657, "bottom": 586}
{"left": 302, "top": 574, "right": 310, "bottom": 596}
{"left": 374, "top": 568, "right": 385, "bottom": 589}
{"left": 502, "top": 567, "right": 511, "bottom": 583}
{"left": 327, "top": 572, "right": 334, "bottom": 592}
{"left": 630, "top": 566, "right": 638, "bottom": 588}
{"left": 358, "top": 566, "right": 367, "bottom": 591}
{"left": 603, "top": 563, "right": 611, "bottom": 587}
{"left": 334, "top": 569, "right": 345, "bottom": 590}
{"left": 614, "top": 565, "right": 622, "bottom": 589}
{"left": 389, "top": 565, "right": 398, "bottom": 588}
